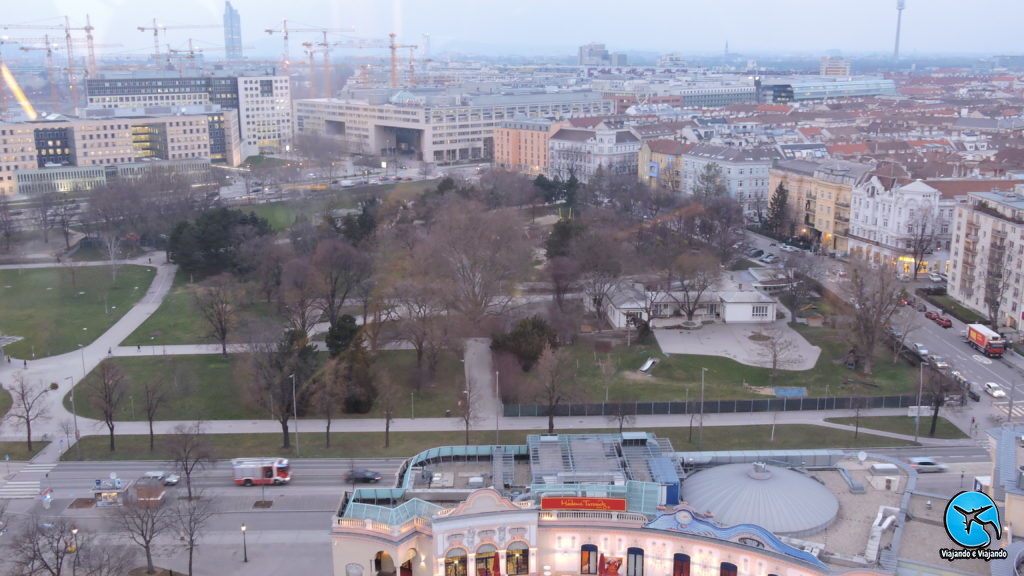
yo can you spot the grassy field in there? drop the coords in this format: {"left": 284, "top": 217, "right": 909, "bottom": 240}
{"left": 63, "top": 424, "right": 913, "bottom": 461}
{"left": 63, "top": 349, "right": 465, "bottom": 421}
{"left": 921, "top": 294, "right": 986, "bottom": 324}
{"left": 825, "top": 415, "right": 968, "bottom": 439}
{"left": 560, "top": 325, "right": 919, "bottom": 404}
{"left": 0, "top": 265, "right": 155, "bottom": 358}
{"left": 0, "top": 386, "right": 9, "bottom": 421}
{"left": 0, "top": 441, "right": 50, "bottom": 461}
{"left": 122, "top": 269, "right": 283, "bottom": 346}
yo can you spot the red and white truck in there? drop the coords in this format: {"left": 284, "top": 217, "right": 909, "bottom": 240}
{"left": 965, "top": 324, "right": 1005, "bottom": 358}
{"left": 232, "top": 457, "right": 292, "bottom": 486}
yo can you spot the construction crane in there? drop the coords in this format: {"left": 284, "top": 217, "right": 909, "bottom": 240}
{"left": 2, "top": 15, "right": 100, "bottom": 105}
{"left": 137, "top": 20, "right": 220, "bottom": 60}
{"left": 18, "top": 35, "right": 60, "bottom": 111}
{"left": 264, "top": 21, "right": 354, "bottom": 76}
{"left": 329, "top": 34, "right": 417, "bottom": 88}
{"left": 165, "top": 39, "right": 254, "bottom": 76}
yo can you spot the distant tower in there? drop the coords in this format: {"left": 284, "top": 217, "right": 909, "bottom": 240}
{"left": 893, "top": 0, "right": 906, "bottom": 60}
{"left": 724, "top": 40, "right": 729, "bottom": 56}
{"left": 224, "top": 1, "right": 243, "bottom": 59}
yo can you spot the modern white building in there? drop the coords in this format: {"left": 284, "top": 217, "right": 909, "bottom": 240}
{"left": 293, "top": 90, "right": 613, "bottom": 165}
{"left": 680, "top": 144, "right": 779, "bottom": 213}
{"left": 548, "top": 121, "right": 640, "bottom": 183}
{"left": 948, "top": 187, "right": 1024, "bottom": 329}
{"left": 598, "top": 278, "right": 778, "bottom": 329}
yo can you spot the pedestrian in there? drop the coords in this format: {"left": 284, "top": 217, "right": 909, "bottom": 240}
{"left": 137, "top": 345, "right": 141, "bottom": 352}
{"left": 971, "top": 416, "right": 975, "bottom": 426}
{"left": 107, "top": 347, "right": 112, "bottom": 355}
{"left": 148, "top": 257, "right": 151, "bottom": 264}
{"left": 23, "top": 359, "right": 26, "bottom": 368}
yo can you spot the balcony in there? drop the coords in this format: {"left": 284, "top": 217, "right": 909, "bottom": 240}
{"left": 835, "top": 215, "right": 850, "bottom": 223}
{"left": 993, "top": 229, "right": 1008, "bottom": 239}
{"left": 836, "top": 201, "right": 851, "bottom": 208}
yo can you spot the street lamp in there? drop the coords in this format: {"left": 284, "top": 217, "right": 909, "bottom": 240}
{"left": 288, "top": 373, "right": 300, "bottom": 456}
{"left": 698, "top": 367, "right": 708, "bottom": 450}
{"left": 495, "top": 370, "right": 501, "bottom": 445}
{"left": 71, "top": 527, "right": 79, "bottom": 576}
{"left": 64, "top": 377, "right": 81, "bottom": 460}
{"left": 915, "top": 362, "right": 928, "bottom": 442}
{"left": 240, "top": 524, "right": 248, "bottom": 563}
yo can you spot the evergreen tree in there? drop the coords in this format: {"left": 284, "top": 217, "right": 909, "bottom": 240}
{"left": 765, "top": 182, "right": 789, "bottom": 237}
{"left": 693, "top": 163, "right": 727, "bottom": 199}
{"left": 325, "top": 315, "right": 359, "bottom": 358}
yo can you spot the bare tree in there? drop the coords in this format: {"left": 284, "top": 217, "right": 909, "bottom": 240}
{"left": 32, "top": 191, "right": 57, "bottom": 244}
{"left": 313, "top": 356, "right": 346, "bottom": 448}
{"left": 385, "top": 270, "right": 447, "bottom": 380}
{"left": 891, "top": 308, "right": 923, "bottom": 363}
{"left": 89, "top": 362, "right": 127, "bottom": 451}
{"left": 4, "top": 374, "right": 50, "bottom": 452}
{"left": 984, "top": 248, "right": 1012, "bottom": 330}
{"left": 377, "top": 372, "right": 399, "bottom": 448}
{"left": 54, "top": 196, "right": 76, "bottom": 250}
{"left": 193, "top": 274, "right": 238, "bottom": 357}
{"left": 671, "top": 252, "right": 722, "bottom": 322}
{"left": 547, "top": 256, "right": 580, "bottom": 312}
{"left": 167, "top": 422, "right": 213, "bottom": 500}
{"left": 923, "top": 366, "right": 960, "bottom": 437}
{"left": 418, "top": 161, "right": 434, "bottom": 179}
{"left": 281, "top": 258, "right": 320, "bottom": 336}
{"left": 906, "top": 207, "right": 937, "bottom": 280}
{"left": 607, "top": 402, "right": 636, "bottom": 434}
{"left": 173, "top": 490, "right": 214, "bottom": 576}
{"left": 844, "top": 260, "right": 903, "bottom": 375}
{"left": 456, "top": 377, "right": 483, "bottom": 445}
{"left": 294, "top": 133, "right": 347, "bottom": 182}
{"left": 421, "top": 196, "right": 531, "bottom": 326}
{"left": 240, "top": 329, "right": 318, "bottom": 448}
{"left": 754, "top": 325, "right": 798, "bottom": 378}
{"left": 7, "top": 516, "right": 134, "bottom": 576}
{"left": 574, "top": 226, "right": 624, "bottom": 327}
{"left": 141, "top": 379, "right": 168, "bottom": 452}
{"left": 115, "top": 492, "right": 173, "bottom": 575}
{"left": 312, "top": 237, "right": 371, "bottom": 325}
{"left": 534, "top": 345, "right": 580, "bottom": 433}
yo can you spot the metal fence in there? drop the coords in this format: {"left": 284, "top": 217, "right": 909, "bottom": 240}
{"left": 503, "top": 394, "right": 922, "bottom": 418}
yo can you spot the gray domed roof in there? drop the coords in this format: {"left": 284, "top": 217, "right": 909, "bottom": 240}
{"left": 682, "top": 462, "right": 838, "bottom": 537}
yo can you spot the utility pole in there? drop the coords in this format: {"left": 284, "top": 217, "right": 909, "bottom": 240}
{"left": 289, "top": 373, "right": 300, "bottom": 456}
{"left": 914, "top": 361, "right": 927, "bottom": 442}
{"left": 495, "top": 370, "right": 500, "bottom": 445}
{"left": 698, "top": 368, "right": 707, "bottom": 449}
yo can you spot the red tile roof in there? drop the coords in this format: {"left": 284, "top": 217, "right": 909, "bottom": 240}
{"left": 756, "top": 104, "right": 793, "bottom": 114}
{"left": 923, "top": 179, "right": 1024, "bottom": 199}
{"left": 827, "top": 143, "right": 870, "bottom": 156}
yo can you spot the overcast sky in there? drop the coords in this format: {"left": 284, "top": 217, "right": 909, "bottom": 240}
{"left": 2, "top": 0, "right": 1019, "bottom": 59}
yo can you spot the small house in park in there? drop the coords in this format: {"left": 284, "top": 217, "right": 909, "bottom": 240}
{"left": 596, "top": 279, "right": 779, "bottom": 329}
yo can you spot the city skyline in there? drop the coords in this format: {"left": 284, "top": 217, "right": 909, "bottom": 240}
{"left": 2, "top": 0, "right": 1022, "bottom": 60}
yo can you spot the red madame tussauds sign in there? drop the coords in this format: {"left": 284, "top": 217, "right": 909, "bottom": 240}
{"left": 540, "top": 497, "right": 627, "bottom": 511}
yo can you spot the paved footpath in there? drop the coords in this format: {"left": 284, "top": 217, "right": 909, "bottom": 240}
{"left": 0, "top": 254, "right": 980, "bottom": 470}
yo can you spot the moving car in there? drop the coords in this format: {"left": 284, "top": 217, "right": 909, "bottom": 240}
{"left": 927, "top": 355, "right": 950, "bottom": 370}
{"left": 143, "top": 471, "right": 179, "bottom": 486}
{"left": 985, "top": 382, "right": 1007, "bottom": 398}
{"left": 924, "top": 310, "right": 938, "bottom": 320}
{"left": 933, "top": 316, "right": 953, "bottom": 328}
{"left": 344, "top": 469, "right": 383, "bottom": 483}
{"left": 908, "top": 457, "right": 948, "bottom": 473}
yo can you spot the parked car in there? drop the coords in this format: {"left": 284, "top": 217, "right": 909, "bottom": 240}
{"left": 912, "top": 343, "right": 929, "bottom": 357}
{"left": 908, "top": 457, "right": 948, "bottom": 473}
{"left": 928, "top": 273, "right": 943, "bottom": 283}
{"left": 934, "top": 316, "right": 952, "bottom": 328}
{"left": 928, "top": 355, "right": 950, "bottom": 370}
{"left": 748, "top": 249, "right": 764, "bottom": 258}
{"left": 985, "top": 382, "right": 1007, "bottom": 398}
{"left": 964, "top": 382, "right": 981, "bottom": 402}
{"left": 915, "top": 302, "right": 927, "bottom": 312}
{"left": 344, "top": 469, "right": 383, "bottom": 483}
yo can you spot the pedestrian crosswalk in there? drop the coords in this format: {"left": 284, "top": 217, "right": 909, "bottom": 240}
{"left": 0, "top": 481, "right": 41, "bottom": 499}
{"left": 20, "top": 463, "right": 56, "bottom": 474}
{"left": 992, "top": 402, "right": 1024, "bottom": 419}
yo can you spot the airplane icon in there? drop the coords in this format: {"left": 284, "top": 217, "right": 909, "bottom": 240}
{"left": 953, "top": 504, "right": 1001, "bottom": 539}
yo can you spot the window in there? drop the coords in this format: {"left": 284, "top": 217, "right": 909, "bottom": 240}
{"left": 507, "top": 542, "right": 528, "bottom": 575}
{"left": 475, "top": 544, "right": 497, "bottom": 576}
{"left": 673, "top": 554, "right": 691, "bottom": 576}
{"left": 720, "top": 562, "right": 738, "bottom": 576}
{"left": 581, "top": 545, "right": 599, "bottom": 574}
{"left": 752, "top": 305, "right": 769, "bottom": 318}
{"left": 444, "top": 548, "right": 467, "bottom": 576}
{"left": 627, "top": 548, "right": 644, "bottom": 576}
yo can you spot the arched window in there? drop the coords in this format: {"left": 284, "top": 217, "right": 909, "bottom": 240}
{"left": 581, "top": 544, "right": 599, "bottom": 575}
{"left": 507, "top": 541, "right": 529, "bottom": 575}
{"left": 720, "top": 562, "right": 738, "bottom": 576}
{"left": 626, "top": 547, "right": 644, "bottom": 576}
{"left": 445, "top": 548, "right": 468, "bottom": 576}
{"left": 673, "top": 554, "right": 690, "bottom": 576}
{"left": 475, "top": 544, "right": 497, "bottom": 576}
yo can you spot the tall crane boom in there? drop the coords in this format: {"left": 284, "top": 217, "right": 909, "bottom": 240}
{"left": 265, "top": 22, "right": 354, "bottom": 77}
{"left": 137, "top": 21, "right": 221, "bottom": 60}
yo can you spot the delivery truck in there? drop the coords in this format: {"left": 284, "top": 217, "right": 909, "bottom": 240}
{"left": 966, "top": 324, "right": 1005, "bottom": 358}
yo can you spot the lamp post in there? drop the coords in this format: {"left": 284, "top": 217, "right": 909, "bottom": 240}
{"left": 288, "top": 373, "right": 300, "bottom": 456}
{"left": 71, "top": 527, "right": 79, "bottom": 576}
{"left": 915, "top": 362, "right": 928, "bottom": 442}
{"left": 410, "top": 392, "right": 415, "bottom": 419}
{"left": 495, "top": 370, "right": 501, "bottom": 445}
{"left": 240, "top": 524, "right": 248, "bottom": 563}
{"left": 698, "top": 367, "right": 707, "bottom": 450}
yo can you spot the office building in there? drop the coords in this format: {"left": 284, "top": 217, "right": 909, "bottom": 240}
{"left": 293, "top": 90, "right": 612, "bottom": 165}
{"left": 948, "top": 186, "right": 1024, "bottom": 329}
{"left": 578, "top": 43, "right": 627, "bottom": 67}
{"left": 758, "top": 77, "right": 895, "bottom": 103}
{"left": 548, "top": 120, "right": 640, "bottom": 183}
{"left": 85, "top": 72, "right": 291, "bottom": 158}
{"left": 0, "top": 125, "right": 39, "bottom": 196}
{"left": 819, "top": 57, "right": 851, "bottom": 76}
{"left": 223, "top": 1, "right": 243, "bottom": 60}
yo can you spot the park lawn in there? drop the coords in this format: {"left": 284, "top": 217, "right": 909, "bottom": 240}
{"left": 63, "top": 424, "right": 912, "bottom": 461}
{"left": 0, "top": 386, "right": 9, "bottom": 420}
{"left": 562, "top": 326, "right": 919, "bottom": 404}
{"left": 370, "top": 350, "right": 466, "bottom": 419}
{"left": 0, "top": 265, "right": 155, "bottom": 358}
{"left": 825, "top": 415, "right": 968, "bottom": 439}
{"left": 64, "top": 355, "right": 266, "bottom": 422}
{"left": 0, "top": 441, "right": 50, "bottom": 461}
{"left": 62, "top": 350, "right": 464, "bottom": 422}
{"left": 925, "top": 294, "right": 986, "bottom": 324}
{"left": 123, "top": 270, "right": 284, "bottom": 346}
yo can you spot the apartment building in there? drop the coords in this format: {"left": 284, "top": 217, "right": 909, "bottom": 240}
{"left": 680, "top": 144, "right": 779, "bottom": 213}
{"left": 949, "top": 186, "right": 1024, "bottom": 329}
{"left": 638, "top": 139, "right": 693, "bottom": 191}
{"left": 769, "top": 159, "right": 871, "bottom": 253}
{"left": 769, "top": 159, "right": 820, "bottom": 237}
{"left": 294, "top": 90, "right": 612, "bottom": 165}
{"left": 819, "top": 57, "right": 851, "bottom": 76}
{"left": 0, "top": 125, "right": 38, "bottom": 195}
{"left": 235, "top": 76, "right": 292, "bottom": 156}
{"left": 548, "top": 121, "right": 640, "bottom": 183}
{"left": 493, "top": 117, "right": 564, "bottom": 175}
